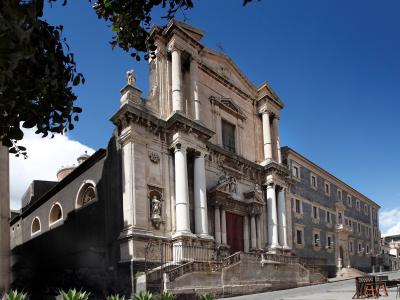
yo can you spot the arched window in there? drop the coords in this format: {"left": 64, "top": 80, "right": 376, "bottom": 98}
{"left": 31, "top": 217, "right": 41, "bottom": 235}
{"left": 49, "top": 203, "right": 63, "bottom": 225}
{"left": 76, "top": 181, "right": 97, "bottom": 208}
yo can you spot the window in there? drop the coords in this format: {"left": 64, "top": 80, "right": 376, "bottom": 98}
{"left": 358, "top": 242, "right": 363, "bottom": 254}
{"left": 49, "top": 203, "right": 63, "bottom": 225}
{"left": 31, "top": 217, "right": 41, "bottom": 236}
{"left": 366, "top": 244, "right": 370, "bottom": 254}
{"left": 312, "top": 206, "right": 319, "bottom": 219}
{"left": 76, "top": 181, "right": 97, "bottom": 208}
{"left": 364, "top": 204, "right": 368, "bottom": 215}
{"left": 326, "top": 211, "right": 331, "bottom": 223}
{"left": 292, "top": 164, "right": 300, "bottom": 179}
{"left": 356, "top": 199, "right": 360, "bottom": 211}
{"left": 357, "top": 223, "right": 361, "bottom": 233}
{"left": 296, "top": 230, "right": 303, "bottom": 245}
{"left": 295, "top": 199, "right": 302, "bottom": 214}
{"left": 221, "top": 119, "right": 236, "bottom": 153}
{"left": 338, "top": 212, "right": 343, "bottom": 224}
{"left": 347, "top": 195, "right": 352, "bottom": 206}
{"left": 324, "top": 182, "right": 330, "bottom": 195}
{"left": 313, "top": 233, "right": 320, "bottom": 247}
{"left": 337, "top": 189, "right": 342, "bottom": 201}
{"left": 372, "top": 208, "right": 377, "bottom": 220}
{"left": 310, "top": 174, "right": 317, "bottom": 189}
{"left": 349, "top": 241, "right": 354, "bottom": 254}
{"left": 349, "top": 220, "right": 352, "bottom": 227}
{"left": 327, "top": 235, "right": 333, "bottom": 248}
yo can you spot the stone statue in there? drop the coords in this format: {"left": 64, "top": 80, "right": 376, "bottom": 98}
{"left": 151, "top": 195, "right": 162, "bottom": 228}
{"left": 151, "top": 195, "right": 161, "bottom": 216}
{"left": 126, "top": 69, "right": 136, "bottom": 86}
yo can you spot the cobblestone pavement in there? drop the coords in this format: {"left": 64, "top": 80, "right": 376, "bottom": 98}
{"left": 223, "top": 271, "right": 400, "bottom": 300}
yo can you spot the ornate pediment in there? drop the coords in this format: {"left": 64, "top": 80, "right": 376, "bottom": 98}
{"left": 209, "top": 96, "right": 246, "bottom": 120}
{"left": 244, "top": 185, "right": 264, "bottom": 205}
{"left": 213, "top": 174, "right": 238, "bottom": 194}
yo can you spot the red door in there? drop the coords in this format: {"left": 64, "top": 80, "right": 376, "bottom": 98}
{"left": 226, "top": 212, "right": 244, "bottom": 253}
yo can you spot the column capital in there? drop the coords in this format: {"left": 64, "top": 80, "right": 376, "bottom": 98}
{"left": 172, "top": 142, "right": 188, "bottom": 154}
{"left": 194, "top": 149, "right": 208, "bottom": 159}
{"left": 265, "top": 181, "right": 275, "bottom": 189}
{"left": 167, "top": 38, "right": 184, "bottom": 53}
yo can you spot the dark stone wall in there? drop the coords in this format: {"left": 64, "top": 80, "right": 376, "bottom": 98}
{"left": 11, "top": 134, "right": 127, "bottom": 299}
{"left": 285, "top": 154, "right": 378, "bottom": 274}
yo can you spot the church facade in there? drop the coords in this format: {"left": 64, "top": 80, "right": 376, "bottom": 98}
{"left": 10, "top": 20, "right": 380, "bottom": 298}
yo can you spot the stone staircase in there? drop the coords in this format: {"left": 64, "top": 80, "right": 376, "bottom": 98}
{"left": 146, "top": 251, "right": 327, "bottom": 297}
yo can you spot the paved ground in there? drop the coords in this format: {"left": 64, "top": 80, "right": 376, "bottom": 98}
{"left": 223, "top": 271, "right": 400, "bottom": 300}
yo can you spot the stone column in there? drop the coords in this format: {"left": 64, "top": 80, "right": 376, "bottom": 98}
{"left": 191, "top": 58, "right": 201, "bottom": 121}
{"left": 256, "top": 215, "right": 262, "bottom": 249}
{"left": 214, "top": 206, "right": 222, "bottom": 244}
{"left": 174, "top": 144, "right": 191, "bottom": 235}
{"left": 0, "top": 145, "right": 10, "bottom": 293}
{"left": 262, "top": 111, "right": 273, "bottom": 161}
{"left": 272, "top": 116, "right": 282, "bottom": 164}
{"left": 171, "top": 47, "right": 183, "bottom": 112}
{"left": 250, "top": 214, "right": 257, "bottom": 249}
{"left": 121, "top": 133, "right": 135, "bottom": 228}
{"left": 277, "top": 187, "right": 289, "bottom": 248}
{"left": 244, "top": 215, "right": 250, "bottom": 252}
{"left": 221, "top": 207, "right": 227, "bottom": 245}
{"left": 194, "top": 152, "right": 210, "bottom": 238}
{"left": 267, "top": 183, "right": 279, "bottom": 249}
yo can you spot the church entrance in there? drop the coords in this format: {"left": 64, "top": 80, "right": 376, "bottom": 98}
{"left": 226, "top": 212, "right": 244, "bottom": 253}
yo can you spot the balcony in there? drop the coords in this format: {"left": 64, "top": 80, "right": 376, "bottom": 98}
{"left": 336, "top": 224, "right": 353, "bottom": 233}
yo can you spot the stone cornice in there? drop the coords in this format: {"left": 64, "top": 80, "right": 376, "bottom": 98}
{"left": 199, "top": 62, "right": 255, "bottom": 102}
{"left": 111, "top": 104, "right": 166, "bottom": 139}
{"left": 166, "top": 112, "right": 215, "bottom": 140}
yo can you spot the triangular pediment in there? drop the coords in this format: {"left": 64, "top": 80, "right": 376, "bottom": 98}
{"left": 202, "top": 49, "right": 256, "bottom": 96}
{"left": 209, "top": 96, "right": 246, "bottom": 120}
{"left": 173, "top": 20, "right": 204, "bottom": 42}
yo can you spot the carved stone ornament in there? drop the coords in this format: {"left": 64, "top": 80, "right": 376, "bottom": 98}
{"left": 148, "top": 151, "right": 160, "bottom": 164}
{"left": 216, "top": 174, "right": 237, "bottom": 194}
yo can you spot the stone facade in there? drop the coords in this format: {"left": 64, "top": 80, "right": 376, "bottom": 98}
{"left": 282, "top": 148, "right": 380, "bottom": 276}
{"left": 9, "top": 20, "right": 380, "bottom": 298}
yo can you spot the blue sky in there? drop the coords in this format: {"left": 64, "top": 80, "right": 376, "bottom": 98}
{"left": 21, "top": 0, "right": 399, "bottom": 233}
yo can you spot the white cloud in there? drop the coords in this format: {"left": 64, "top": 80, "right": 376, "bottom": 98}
{"left": 380, "top": 208, "right": 400, "bottom": 236}
{"left": 9, "top": 129, "right": 94, "bottom": 210}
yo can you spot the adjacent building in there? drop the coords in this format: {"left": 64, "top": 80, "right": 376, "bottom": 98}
{"left": 10, "top": 20, "right": 381, "bottom": 298}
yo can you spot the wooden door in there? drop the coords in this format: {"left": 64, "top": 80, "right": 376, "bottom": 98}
{"left": 226, "top": 212, "right": 244, "bottom": 253}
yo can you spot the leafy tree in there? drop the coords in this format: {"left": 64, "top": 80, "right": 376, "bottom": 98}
{"left": 0, "top": 0, "right": 254, "bottom": 155}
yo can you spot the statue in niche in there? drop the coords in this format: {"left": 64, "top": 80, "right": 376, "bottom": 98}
{"left": 150, "top": 194, "right": 162, "bottom": 228}
{"left": 126, "top": 69, "right": 136, "bottom": 86}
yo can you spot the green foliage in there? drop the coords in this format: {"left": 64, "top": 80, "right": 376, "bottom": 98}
{"left": 92, "top": 0, "right": 194, "bottom": 61}
{"left": 160, "top": 291, "right": 176, "bottom": 300}
{"left": 198, "top": 293, "right": 214, "bottom": 300}
{"left": 0, "top": 0, "right": 84, "bottom": 156}
{"left": 134, "top": 291, "right": 153, "bottom": 300}
{"left": 106, "top": 294, "right": 125, "bottom": 300}
{"left": 58, "top": 289, "right": 90, "bottom": 300}
{"left": 5, "top": 290, "right": 28, "bottom": 300}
